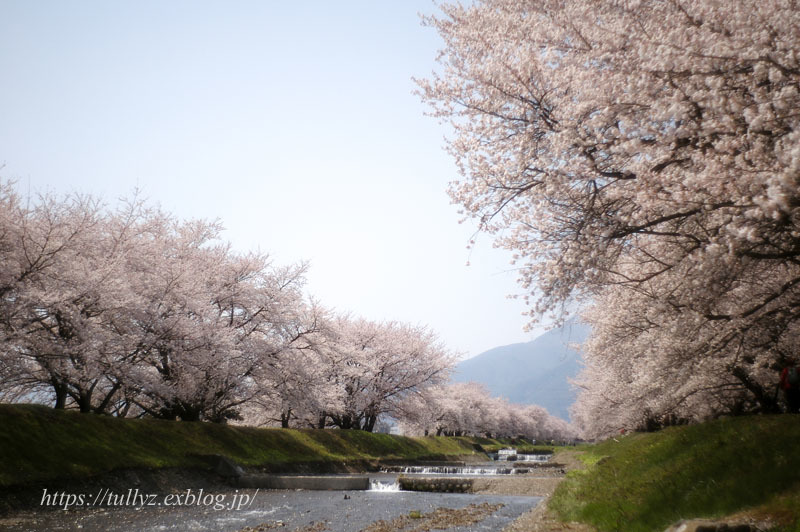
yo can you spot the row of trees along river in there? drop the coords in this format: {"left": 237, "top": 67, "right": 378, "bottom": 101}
{"left": 0, "top": 183, "right": 572, "bottom": 440}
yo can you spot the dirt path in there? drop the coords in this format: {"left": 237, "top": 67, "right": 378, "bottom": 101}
{"left": 471, "top": 452, "right": 595, "bottom": 532}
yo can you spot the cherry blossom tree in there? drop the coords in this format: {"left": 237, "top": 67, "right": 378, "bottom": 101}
{"left": 420, "top": 0, "right": 800, "bottom": 434}
{"left": 396, "top": 381, "right": 575, "bottom": 441}
{"left": 316, "top": 316, "right": 457, "bottom": 432}
{"left": 0, "top": 183, "right": 462, "bottom": 428}
{"left": 571, "top": 285, "right": 799, "bottom": 438}
{"left": 121, "top": 217, "right": 317, "bottom": 422}
{"left": 242, "top": 302, "right": 341, "bottom": 429}
{"left": 0, "top": 180, "right": 574, "bottom": 436}
{"left": 0, "top": 189, "right": 147, "bottom": 412}
{"left": 0, "top": 185, "right": 321, "bottom": 422}
{"left": 396, "top": 382, "right": 487, "bottom": 437}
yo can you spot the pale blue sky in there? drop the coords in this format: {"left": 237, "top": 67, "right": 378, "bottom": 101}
{"left": 0, "top": 1, "right": 544, "bottom": 358}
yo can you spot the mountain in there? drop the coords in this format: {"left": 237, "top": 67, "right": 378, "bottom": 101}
{"left": 452, "top": 321, "right": 590, "bottom": 421}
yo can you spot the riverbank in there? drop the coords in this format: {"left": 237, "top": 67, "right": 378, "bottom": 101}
{"left": 5, "top": 404, "right": 797, "bottom": 531}
{"left": 0, "top": 404, "right": 468, "bottom": 487}
{"left": 546, "top": 415, "right": 800, "bottom": 532}
{"left": 0, "top": 403, "right": 547, "bottom": 510}
{"left": 471, "top": 450, "right": 593, "bottom": 532}
{"left": 472, "top": 415, "right": 800, "bottom": 532}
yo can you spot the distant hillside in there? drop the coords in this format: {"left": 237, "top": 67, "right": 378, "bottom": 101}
{"left": 452, "top": 321, "right": 590, "bottom": 421}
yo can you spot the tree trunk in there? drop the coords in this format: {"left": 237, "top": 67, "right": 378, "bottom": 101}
{"left": 52, "top": 379, "right": 68, "bottom": 409}
{"left": 94, "top": 380, "right": 122, "bottom": 414}
{"left": 116, "top": 400, "right": 131, "bottom": 418}
{"left": 363, "top": 413, "right": 377, "bottom": 432}
{"left": 77, "top": 392, "right": 93, "bottom": 413}
{"left": 731, "top": 366, "right": 780, "bottom": 414}
{"left": 70, "top": 380, "right": 98, "bottom": 414}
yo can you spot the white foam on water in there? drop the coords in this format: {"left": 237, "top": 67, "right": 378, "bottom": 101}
{"left": 368, "top": 479, "right": 401, "bottom": 492}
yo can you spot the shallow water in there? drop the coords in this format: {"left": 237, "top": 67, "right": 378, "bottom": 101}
{"left": 3, "top": 488, "right": 541, "bottom": 532}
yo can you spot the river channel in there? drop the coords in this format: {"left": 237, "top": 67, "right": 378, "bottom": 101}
{"left": 2, "top": 457, "right": 550, "bottom": 531}
{"left": 3, "top": 487, "right": 540, "bottom": 531}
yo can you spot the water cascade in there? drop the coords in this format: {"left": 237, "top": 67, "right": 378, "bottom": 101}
{"left": 488, "top": 452, "right": 551, "bottom": 463}
{"left": 515, "top": 453, "right": 552, "bottom": 462}
{"left": 369, "top": 479, "right": 401, "bottom": 491}
{"left": 381, "top": 465, "right": 531, "bottom": 475}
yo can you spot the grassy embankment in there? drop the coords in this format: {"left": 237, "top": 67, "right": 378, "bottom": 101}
{"left": 0, "top": 403, "right": 540, "bottom": 489}
{"left": 550, "top": 414, "right": 800, "bottom": 532}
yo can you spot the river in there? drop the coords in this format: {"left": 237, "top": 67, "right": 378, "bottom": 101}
{"left": 2, "top": 485, "right": 541, "bottom": 531}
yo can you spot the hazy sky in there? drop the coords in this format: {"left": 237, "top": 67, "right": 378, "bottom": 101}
{"left": 0, "top": 1, "right": 546, "bottom": 358}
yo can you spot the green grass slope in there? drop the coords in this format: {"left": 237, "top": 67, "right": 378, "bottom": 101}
{"left": 550, "top": 415, "right": 800, "bottom": 532}
{"left": 0, "top": 404, "right": 494, "bottom": 488}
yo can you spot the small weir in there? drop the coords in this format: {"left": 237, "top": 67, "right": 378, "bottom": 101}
{"left": 369, "top": 478, "right": 401, "bottom": 492}
{"left": 488, "top": 451, "right": 552, "bottom": 463}
{"left": 373, "top": 451, "right": 554, "bottom": 494}
{"left": 381, "top": 453, "right": 551, "bottom": 477}
{"left": 514, "top": 453, "right": 552, "bottom": 462}
{"left": 382, "top": 465, "right": 533, "bottom": 475}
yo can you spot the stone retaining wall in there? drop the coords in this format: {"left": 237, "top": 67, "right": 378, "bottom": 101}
{"left": 398, "top": 476, "right": 474, "bottom": 493}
